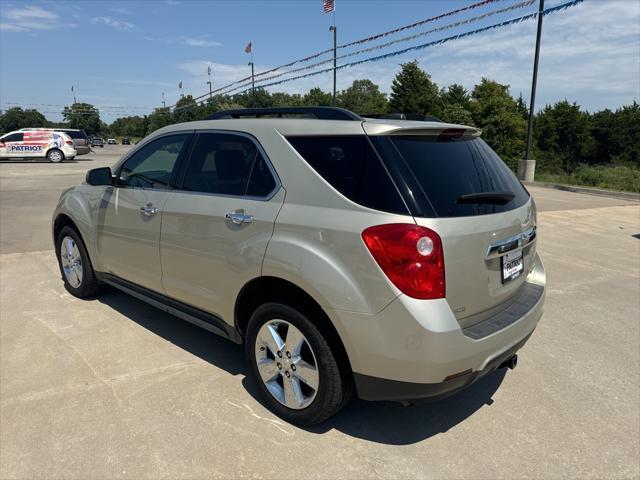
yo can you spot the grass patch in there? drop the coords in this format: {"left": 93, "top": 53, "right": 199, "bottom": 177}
{"left": 536, "top": 165, "right": 640, "bottom": 193}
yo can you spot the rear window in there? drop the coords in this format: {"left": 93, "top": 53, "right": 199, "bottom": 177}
{"left": 388, "top": 136, "right": 529, "bottom": 217}
{"left": 286, "top": 135, "right": 408, "bottom": 215}
{"left": 63, "top": 130, "right": 87, "bottom": 139}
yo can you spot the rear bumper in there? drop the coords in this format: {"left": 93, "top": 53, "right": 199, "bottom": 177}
{"left": 325, "top": 253, "right": 546, "bottom": 399}
{"left": 354, "top": 332, "right": 531, "bottom": 402}
{"left": 75, "top": 146, "right": 91, "bottom": 155}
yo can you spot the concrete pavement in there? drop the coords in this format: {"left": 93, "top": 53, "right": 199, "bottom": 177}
{"left": 1, "top": 148, "right": 638, "bottom": 479}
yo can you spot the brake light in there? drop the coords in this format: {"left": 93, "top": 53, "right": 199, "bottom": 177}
{"left": 66, "top": 140, "right": 73, "bottom": 145}
{"left": 438, "top": 128, "right": 465, "bottom": 141}
{"left": 362, "top": 224, "right": 445, "bottom": 299}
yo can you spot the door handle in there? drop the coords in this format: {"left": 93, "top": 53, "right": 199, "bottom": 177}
{"left": 140, "top": 203, "right": 159, "bottom": 216}
{"left": 225, "top": 211, "right": 254, "bottom": 225}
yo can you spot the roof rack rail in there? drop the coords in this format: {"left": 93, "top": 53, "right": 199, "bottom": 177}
{"left": 207, "top": 107, "right": 362, "bottom": 121}
{"left": 365, "top": 113, "right": 443, "bottom": 122}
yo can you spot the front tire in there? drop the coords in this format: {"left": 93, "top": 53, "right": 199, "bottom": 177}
{"left": 56, "top": 226, "right": 99, "bottom": 298}
{"left": 246, "top": 303, "right": 349, "bottom": 426}
{"left": 47, "top": 149, "right": 64, "bottom": 163}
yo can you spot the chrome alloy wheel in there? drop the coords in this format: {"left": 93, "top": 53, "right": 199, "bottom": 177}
{"left": 60, "top": 236, "right": 83, "bottom": 288}
{"left": 48, "top": 150, "right": 63, "bottom": 162}
{"left": 254, "top": 319, "right": 319, "bottom": 410}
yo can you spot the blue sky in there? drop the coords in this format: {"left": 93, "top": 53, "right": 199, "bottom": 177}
{"left": 1, "top": 0, "right": 638, "bottom": 123}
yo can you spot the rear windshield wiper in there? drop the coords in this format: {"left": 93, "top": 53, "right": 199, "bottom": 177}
{"left": 456, "top": 191, "right": 515, "bottom": 205}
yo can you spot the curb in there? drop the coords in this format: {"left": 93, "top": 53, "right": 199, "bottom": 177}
{"left": 523, "top": 181, "right": 640, "bottom": 202}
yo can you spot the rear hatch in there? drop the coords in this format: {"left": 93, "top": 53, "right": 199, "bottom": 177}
{"left": 365, "top": 123, "right": 537, "bottom": 326}
{"left": 64, "top": 130, "right": 89, "bottom": 153}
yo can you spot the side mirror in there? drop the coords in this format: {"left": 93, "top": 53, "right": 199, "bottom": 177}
{"left": 86, "top": 167, "right": 113, "bottom": 186}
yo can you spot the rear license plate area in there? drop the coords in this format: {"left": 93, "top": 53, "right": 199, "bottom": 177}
{"left": 501, "top": 250, "right": 524, "bottom": 283}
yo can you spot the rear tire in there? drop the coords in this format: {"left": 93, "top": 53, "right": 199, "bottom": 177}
{"left": 47, "top": 149, "right": 64, "bottom": 163}
{"left": 246, "top": 302, "right": 350, "bottom": 426}
{"left": 56, "top": 226, "right": 99, "bottom": 298}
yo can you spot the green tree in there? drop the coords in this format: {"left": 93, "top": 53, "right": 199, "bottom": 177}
{"left": 147, "top": 107, "right": 172, "bottom": 133}
{"left": 440, "top": 103, "right": 475, "bottom": 126}
{"left": 271, "top": 92, "right": 303, "bottom": 107}
{"left": 470, "top": 78, "right": 526, "bottom": 169}
{"left": 516, "top": 93, "right": 528, "bottom": 121}
{"left": 534, "top": 100, "right": 594, "bottom": 173}
{"left": 302, "top": 87, "right": 333, "bottom": 106}
{"left": 0, "top": 107, "right": 49, "bottom": 133}
{"left": 172, "top": 95, "right": 199, "bottom": 123}
{"left": 441, "top": 84, "right": 471, "bottom": 109}
{"left": 62, "top": 103, "right": 101, "bottom": 135}
{"left": 338, "top": 79, "right": 388, "bottom": 115}
{"left": 389, "top": 61, "right": 440, "bottom": 116}
{"left": 233, "top": 88, "right": 273, "bottom": 108}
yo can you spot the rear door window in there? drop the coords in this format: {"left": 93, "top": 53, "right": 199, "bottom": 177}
{"left": 181, "top": 132, "right": 277, "bottom": 197}
{"left": 387, "top": 136, "right": 529, "bottom": 217}
{"left": 286, "top": 135, "right": 408, "bottom": 215}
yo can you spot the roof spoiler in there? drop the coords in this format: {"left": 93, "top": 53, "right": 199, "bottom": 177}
{"left": 208, "top": 107, "right": 362, "bottom": 121}
{"left": 364, "top": 113, "right": 443, "bottom": 122}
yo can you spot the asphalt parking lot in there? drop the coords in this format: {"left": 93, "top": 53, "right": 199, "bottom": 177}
{"left": 1, "top": 147, "right": 638, "bottom": 479}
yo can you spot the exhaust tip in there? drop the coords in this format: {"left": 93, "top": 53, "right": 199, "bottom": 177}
{"left": 499, "top": 354, "right": 518, "bottom": 370}
{"left": 508, "top": 354, "right": 518, "bottom": 370}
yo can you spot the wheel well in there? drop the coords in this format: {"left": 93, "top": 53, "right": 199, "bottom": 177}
{"left": 53, "top": 214, "right": 78, "bottom": 244}
{"left": 235, "top": 276, "right": 353, "bottom": 377}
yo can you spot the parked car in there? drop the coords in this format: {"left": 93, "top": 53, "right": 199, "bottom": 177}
{"left": 107, "top": 138, "right": 117, "bottom": 145}
{"left": 122, "top": 137, "right": 130, "bottom": 145}
{"left": 52, "top": 107, "right": 545, "bottom": 425}
{"left": 91, "top": 137, "right": 104, "bottom": 148}
{"left": 1, "top": 129, "right": 76, "bottom": 162}
{"left": 21, "top": 128, "right": 90, "bottom": 155}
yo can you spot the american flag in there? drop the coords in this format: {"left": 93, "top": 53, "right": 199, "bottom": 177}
{"left": 178, "top": 81, "right": 183, "bottom": 89}
{"left": 23, "top": 130, "right": 52, "bottom": 145}
{"left": 323, "top": 0, "right": 334, "bottom": 13}
{"left": 244, "top": 41, "right": 252, "bottom": 53}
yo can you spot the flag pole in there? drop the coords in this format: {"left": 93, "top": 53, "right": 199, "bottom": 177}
{"left": 329, "top": 2, "right": 337, "bottom": 105}
{"left": 207, "top": 65, "right": 213, "bottom": 101}
{"left": 250, "top": 45, "right": 255, "bottom": 95}
{"left": 519, "top": 0, "right": 544, "bottom": 182}
{"left": 162, "top": 92, "right": 166, "bottom": 108}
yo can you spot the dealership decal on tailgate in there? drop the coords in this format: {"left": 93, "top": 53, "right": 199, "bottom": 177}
{"left": 502, "top": 250, "right": 524, "bottom": 283}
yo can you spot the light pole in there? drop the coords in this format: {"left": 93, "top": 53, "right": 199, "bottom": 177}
{"left": 248, "top": 62, "right": 255, "bottom": 95}
{"left": 329, "top": 25, "right": 337, "bottom": 105}
{"left": 519, "top": 0, "right": 545, "bottom": 182}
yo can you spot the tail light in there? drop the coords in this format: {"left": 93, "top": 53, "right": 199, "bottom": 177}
{"left": 362, "top": 223, "right": 445, "bottom": 299}
{"left": 66, "top": 140, "right": 74, "bottom": 145}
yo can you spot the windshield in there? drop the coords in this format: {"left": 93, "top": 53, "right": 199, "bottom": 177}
{"left": 387, "top": 136, "right": 529, "bottom": 217}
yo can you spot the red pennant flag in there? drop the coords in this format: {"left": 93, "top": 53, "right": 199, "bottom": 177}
{"left": 244, "top": 41, "right": 252, "bottom": 53}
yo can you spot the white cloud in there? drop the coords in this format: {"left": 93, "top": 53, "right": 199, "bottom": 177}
{"left": 91, "top": 16, "right": 134, "bottom": 31}
{"left": 0, "top": 5, "right": 66, "bottom": 31}
{"left": 181, "top": 36, "right": 222, "bottom": 47}
{"left": 144, "top": 35, "right": 222, "bottom": 48}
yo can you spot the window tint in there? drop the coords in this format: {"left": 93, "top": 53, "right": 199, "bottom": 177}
{"left": 62, "top": 130, "right": 87, "bottom": 139}
{"left": 182, "top": 133, "right": 275, "bottom": 197}
{"left": 388, "top": 136, "right": 530, "bottom": 217}
{"left": 286, "top": 135, "right": 408, "bottom": 215}
{"left": 119, "top": 134, "right": 188, "bottom": 189}
{"left": 247, "top": 154, "right": 277, "bottom": 196}
{"left": 2, "top": 133, "right": 23, "bottom": 142}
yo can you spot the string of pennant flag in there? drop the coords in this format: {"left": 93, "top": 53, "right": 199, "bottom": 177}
{"left": 218, "top": 0, "right": 537, "bottom": 97}
{"left": 174, "top": 0, "right": 508, "bottom": 103}
{"left": 225, "top": 0, "right": 584, "bottom": 98}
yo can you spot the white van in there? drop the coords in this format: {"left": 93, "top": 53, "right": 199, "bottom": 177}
{"left": 0, "top": 129, "right": 77, "bottom": 162}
